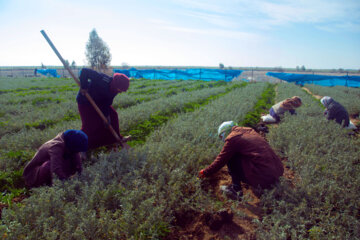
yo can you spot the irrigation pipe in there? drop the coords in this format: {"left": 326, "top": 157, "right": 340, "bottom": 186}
{"left": 40, "top": 30, "right": 127, "bottom": 148}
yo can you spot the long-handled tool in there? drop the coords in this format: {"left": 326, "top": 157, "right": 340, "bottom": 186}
{"left": 40, "top": 30, "right": 129, "bottom": 149}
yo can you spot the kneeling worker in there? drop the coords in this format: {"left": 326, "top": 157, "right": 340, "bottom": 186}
{"left": 23, "top": 130, "right": 88, "bottom": 188}
{"left": 269, "top": 96, "right": 302, "bottom": 122}
{"left": 199, "top": 121, "right": 284, "bottom": 199}
{"left": 320, "top": 96, "right": 350, "bottom": 128}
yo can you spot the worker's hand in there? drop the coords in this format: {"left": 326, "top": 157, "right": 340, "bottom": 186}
{"left": 122, "top": 135, "right": 132, "bottom": 142}
{"left": 104, "top": 116, "right": 111, "bottom": 129}
{"left": 122, "top": 142, "right": 131, "bottom": 150}
{"left": 198, "top": 169, "right": 205, "bottom": 179}
{"left": 80, "top": 88, "right": 88, "bottom": 95}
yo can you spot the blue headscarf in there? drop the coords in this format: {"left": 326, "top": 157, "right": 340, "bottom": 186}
{"left": 63, "top": 130, "right": 88, "bottom": 152}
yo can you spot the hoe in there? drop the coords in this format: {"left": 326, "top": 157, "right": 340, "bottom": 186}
{"left": 40, "top": 30, "right": 129, "bottom": 150}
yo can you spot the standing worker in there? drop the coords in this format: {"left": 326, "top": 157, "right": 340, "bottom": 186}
{"left": 199, "top": 121, "right": 284, "bottom": 199}
{"left": 269, "top": 96, "right": 302, "bottom": 122}
{"left": 77, "top": 68, "right": 130, "bottom": 150}
{"left": 320, "top": 96, "right": 349, "bottom": 127}
{"left": 23, "top": 130, "right": 88, "bottom": 188}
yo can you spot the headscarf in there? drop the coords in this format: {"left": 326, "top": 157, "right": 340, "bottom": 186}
{"left": 110, "top": 73, "right": 130, "bottom": 93}
{"left": 281, "top": 96, "right": 302, "bottom": 109}
{"left": 320, "top": 96, "right": 333, "bottom": 108}
{"left": 63, "top": 130, "right": 88, "bottom": 152}
{"left": 218, "top": 121, "right": 236, "bottom": 141}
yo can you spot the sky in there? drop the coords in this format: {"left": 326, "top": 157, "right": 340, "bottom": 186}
{"left": 0, "top": 0, "right": 359, "bottom": 69}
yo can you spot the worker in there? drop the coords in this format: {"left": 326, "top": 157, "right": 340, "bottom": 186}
{"left": 77, "top": 68, "right": 131, "bottom": 150}
{"left": 23, "top": 130, "right": 88, "bottom": 188}
{"left": 320, "top": 96, "right": 349, "bottom": 127}
{"left": 199, "top": 121, "right": 284, "bottom": 199}
{"left": 269, "top": 96, "right": 302, "bottom": 122}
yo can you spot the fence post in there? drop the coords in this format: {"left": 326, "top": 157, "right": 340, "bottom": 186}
{"left": 199, "top": 69, "right": 202, "bottom": 80}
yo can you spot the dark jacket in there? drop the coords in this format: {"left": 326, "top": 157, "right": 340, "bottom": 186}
{"left": 76, "top": 68, "right": 117, "bottom": 117}
{"left": 203, "top": 127, "right": 284, "bottom": 188}
{"left": 23, "top": 133, "right": 82, "bottom": 187}
{"left": 324, "top": 101, "right": 349, "bottom": 127}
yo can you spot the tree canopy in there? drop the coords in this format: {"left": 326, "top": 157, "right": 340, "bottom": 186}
{"left": 85, "top": 29, "right": 112, "bottom": 70}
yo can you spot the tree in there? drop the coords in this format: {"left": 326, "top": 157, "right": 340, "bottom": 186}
{"left": 71, "top": 61, "right": 76, "bottom": 69}
{"left": 85, "top": 29, "right": 112, "bottom": 70}
{"left": 122, "top": 62, "right": 129, "bottom": 69}
{"left": 301, "top": 65, "right": 306, "bottom": 71}
{"left": 274, "top": 66, "right": 284, "bottom": 72}
{"left": 219, "top": 63, "right": 224, "bottom": 69}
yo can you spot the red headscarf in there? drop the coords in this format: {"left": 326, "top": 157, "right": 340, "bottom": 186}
{"left": 110, "top": 73, "right": 129, "bottom": 93}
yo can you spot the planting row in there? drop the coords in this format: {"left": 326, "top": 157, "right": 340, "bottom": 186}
{"left": 1, "top": 83, "right": 270, "bottom": 239}
{"left": 256, "top": 83, "right": 360, "bottom": 239}
{"left": 0, "top": 78, "right": 226, "bottom": 137}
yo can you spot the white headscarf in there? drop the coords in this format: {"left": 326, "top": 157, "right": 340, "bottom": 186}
{"left": 320, "top": 96, "right": 333, "bottom": 108}
{"left": 218, "top": 121, "right": 236, "bottom": 141}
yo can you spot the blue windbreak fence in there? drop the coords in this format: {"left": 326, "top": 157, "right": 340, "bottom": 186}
{"left": 114, "top": 68, "right": 243, "bottom": 82}
{"left": 267, "top": 72, "right": 360, "bottom": 87}
{"left": 36, "top": 69, "right": 60, "bottom": 78}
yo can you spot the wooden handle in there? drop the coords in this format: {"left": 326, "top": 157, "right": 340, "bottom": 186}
{"left": 40, "top": 30, "right": 122, "bottom": 143}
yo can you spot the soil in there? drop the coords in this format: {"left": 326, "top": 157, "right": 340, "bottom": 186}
{"left": 302, "top": 87, "right": 322, "bottom": 100}
{"left": 166, "top": 167, "right": 259, "bottom": 240}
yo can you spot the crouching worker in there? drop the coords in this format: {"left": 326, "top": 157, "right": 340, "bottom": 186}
{"left": 320, "top": 96, "right": 349, "bottom": 128}
{"left": 199, "top": 121, "right": 284, "bottom": 199}
{"left": 77, "top": 68, "right": 131, "bottom": 150}
{"left": 23, "top": 130, "right": 88, "bottom": 188}
{"left": 269, "top": 96, "right": 302, "bottom": 122}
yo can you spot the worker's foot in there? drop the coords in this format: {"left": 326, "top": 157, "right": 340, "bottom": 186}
{"left": 220, "top": 184, "right": 243, "bottom": 200}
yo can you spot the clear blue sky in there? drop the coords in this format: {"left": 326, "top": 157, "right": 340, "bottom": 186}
{"left": 0, "top": 0, "right": 359, "bottom": 69}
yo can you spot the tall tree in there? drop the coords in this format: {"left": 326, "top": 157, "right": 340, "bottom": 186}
{"left": 85, "top": 29, "right": 112, "bottom": 70}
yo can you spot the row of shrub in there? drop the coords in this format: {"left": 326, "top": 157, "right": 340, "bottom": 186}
{"left": 256, "top": 83, "right": 360, "bottom": 239}
{"left": 0, "top": 82, "right": 269, "bottom": 239}
{"left": 0, "top": 79, "right": 225, "bottom": 138}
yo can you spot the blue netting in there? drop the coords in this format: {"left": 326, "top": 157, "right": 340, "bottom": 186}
{"left": 36, "top": 69, "right": 60, "bottom": 78}
{"left": 267, "top": 72, "right": 360, "bottom": 87}
{"left": 114, "top": 68, "right": 243, "bottom": 82}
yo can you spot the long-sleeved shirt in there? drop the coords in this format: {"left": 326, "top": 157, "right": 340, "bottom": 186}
{"left": 203, "top": 127, "right": 284, "bottom": 188}
{"left": 271, "top": 101, "right": 296, "bottom": 116}
{"left": 23, "top": 133, "right": 82, "bottom": 187}
{"left": 324, "top": 101, "right": 350, "bottom": 127}
{"left": 76, "top": 68, "right": 117, "bottom": 117}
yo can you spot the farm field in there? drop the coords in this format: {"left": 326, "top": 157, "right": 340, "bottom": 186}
{"left": 0, "top": 76, "right": 359, "bottom": 239}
